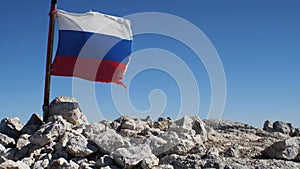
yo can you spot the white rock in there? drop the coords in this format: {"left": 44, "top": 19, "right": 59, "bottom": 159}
{"left": 90, "top": 129, "right": 127, "bottom": 153}
{"left": 0, "top": 160, "right": 30, "bottom": 169}
{"left": 144, "top": 135, "right": 167, "bottom": 155}
{"left": 49, "top": 96, "right": 88, "bottom": 125}
{"left": 83, "top": 122, "right": 107, "bottom": 137}
{"left": 0, "top": 144, "right": 6, "bottom": 154}
{"left": 112, "top": 144, "right": 153, "bottom": 168}
{"left": 173, "top": 116, "right": 207, "bottom": 142}
{"left": 0, "top": 133, "right": 15, "bottom": 147}
{"left": 141, "top": 154, "right": 159, "bottom": 169}
{"left": 29, "top": 116, "right": 72, "bottom": 147}
{"left": 152, "top": 164, "right": 174, "bottom": 169}
{"left": 65, "top": 133, "right": 96, "bottom": 158}
{"left": 16, "top": 134, "right": 30, "bottom": 150}
{"left": 0, "top": 117, "right": 23, "bottom": 139}
{"left": 21, "top": 157, "right": 35, "bottom": 168}
{"left": 262, "top": 137, "right": 300, "bottom": 160}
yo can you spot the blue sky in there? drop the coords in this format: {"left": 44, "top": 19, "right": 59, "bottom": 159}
{"left": 0, "top": 0, "right": 299, "bottom": 127}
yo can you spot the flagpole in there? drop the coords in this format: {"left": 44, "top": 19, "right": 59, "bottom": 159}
{"left": 43, "top": 0, "right": 57, "bottom": 122}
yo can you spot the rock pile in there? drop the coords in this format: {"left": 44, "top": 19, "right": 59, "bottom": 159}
{"left": 1, "top": 96, "right": 300, "bottom": 169}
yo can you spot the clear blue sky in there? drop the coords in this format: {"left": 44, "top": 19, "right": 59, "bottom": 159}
{"left": 0, "top": 0, "right": 299, "bottom": 127}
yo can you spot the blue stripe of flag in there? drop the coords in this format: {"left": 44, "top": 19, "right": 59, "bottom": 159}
{"left": 55, "top": 30, "right": 132, "bottom": 63}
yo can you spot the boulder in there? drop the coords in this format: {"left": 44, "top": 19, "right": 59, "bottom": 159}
{"left": 83, "top": 122, "right": 107, "bottom": 137}
{"left": 112, "top": 144, "right": 153, "bottom": 168}
{"left": 273, "top": 121, "right": 293, "bottom": 134}
{"left": 173, "top": 116, "right": 207, "bottom": 142}
{"left": 21, "top": 113, "right": 44, "bottom": 135}
{"left": 49, "top": 96, "right": 88, "bottom": 125}
{"left": 0, "top": 117, "right": 23, "bottom": 139}
{"left": 0, "top": 133, "right": 15, "bottom": 147}
{"left": 262, "top": 137, "right": 300, "bottom": 160}
{"left": 65, "top": 132, "right": 97, "bottom": 158}
{"left": 89, "top": 129, "right": 128, "bottom": 153}
{"left": 263, "top": 120, "right": 274, "bottom": 132}
{"left": 263, "top": 120, "right": 294, "bottom": 135}
{"left": 29, "top": 116, "right": 72, "bottom": 147}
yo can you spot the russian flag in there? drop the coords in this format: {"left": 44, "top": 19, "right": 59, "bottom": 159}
{"left": 51, "top": 10, "right": 132, "bottom": 88}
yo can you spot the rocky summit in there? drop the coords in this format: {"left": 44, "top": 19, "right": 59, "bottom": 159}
{"left": 0, "top": 96, "right": 300, "bottom": 169}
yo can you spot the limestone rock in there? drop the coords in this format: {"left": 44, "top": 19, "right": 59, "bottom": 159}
{"left": 153, "top": 117, "right": 173, "bottom": 131}
{"left": 83, "top": 122, "right": 107, "bottom": 137}
{"left": 32, "top": 159, "right": 49, "bottom": 169}
{"left": 273, "top": 121, "right": 293, "bottom": 134}
{"left": 48, "top": 158, "right": 79, "bottom": 169}
{"left": 21, "top": 113, "right": 44, "bottom": 135}
{"left": 49, "top": 96, "right": 88, "bottom": 125}
{"left": 29, "top": 116, "right": 72, "bottom": 147}
{"left": 3, "top": 110, "right": 300, "bottom": 169}
{"left": 204, "top": 119, "right": 259, "bottom": 134}
{"left": 21, "top": 157, "right": 35, "bottom": 168}
{"left": 263, "top": 120, "right": 274, "bottom": 132}
{"left": 16, "top": 134, "right": 30, "bottom": 150}
{"left": 112, "top": 144, "right": 153, "bottom": 168}
{"left": 0, "top": 144, "right": 6, "bottom": 155}
{"left": 0, "top": 117, "right": 23, "bottom": 139}
{"left": 263, "top": 120, "right": 294, "bottom": 135}
{"left": 89, "top": 129, "right": 127, "bottom": 153}
{"left": 65, "top": 132, "right": 97, "bottom": 158}
{"left": 0, "top": 133, "right": 15, "bottom": 147}
{"left": 140, "top": 154, "right": 159, "bottom": 169}
{"left": 152, "top": 164, "right": 174, "bottom": 169}
{"left": 172, "top": 116, "right": 207, "bottom": 142}
{"left": 262, "top": 137, "right": 300, "bottom": 160}
{"left": 0, "top": 160, "right": 30, "bottom": 169}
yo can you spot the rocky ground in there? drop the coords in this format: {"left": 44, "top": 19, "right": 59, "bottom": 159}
{"left": 1, "top": 96, "right": 300, "bottom": 169}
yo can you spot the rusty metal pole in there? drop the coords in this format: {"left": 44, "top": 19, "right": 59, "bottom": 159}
{"left": 43, "top": 0, "right": 57, "bottom": 122}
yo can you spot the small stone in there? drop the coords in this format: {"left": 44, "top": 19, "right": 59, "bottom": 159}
{"left": 141, "top": 154, "right": 159, "bottom": 169}
{"left": 273, "top": 121, "right": 292, "bottom": 134}
{"left": 65, "top": 133, "right": 96, "bottom": 158}
{"left": 112, "top": 144, "right": 152, "bottom": 168}
{"left": 96, "top": 155, "right": 114, "bottom": 167}
{"left": 0, "top": 117, "right": 23, "bottom": 139}
{"left": 119, "top": 129, "right": 137, "bottom": 137}
{"left": 0, "top": 133, "right": 15, "bottom": 147}
{"left": 152, "top": 164, "right": 174, "bottom": 169}
{"left": 121, "top": 119, "right": 136, "bottom": 130}
{"left": 48, "top": 158, "right": 68, "bottom": 169}
{"left": 263, "top": 120, "right": 273, "bottom": 132}
{"left": 89, "top": 129, "right": 127, "bottom": 153}
{"left": 16, "top": 134, "right": 31, "bottom": 150}
{"left": 224, "top": 147, "right": 239, "bottom": 157}
{"left": 0, "top": 160, "right": 30, "bottom": 169}
{"left": 21, "top": 157, "right": 35, "bottom": 167}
